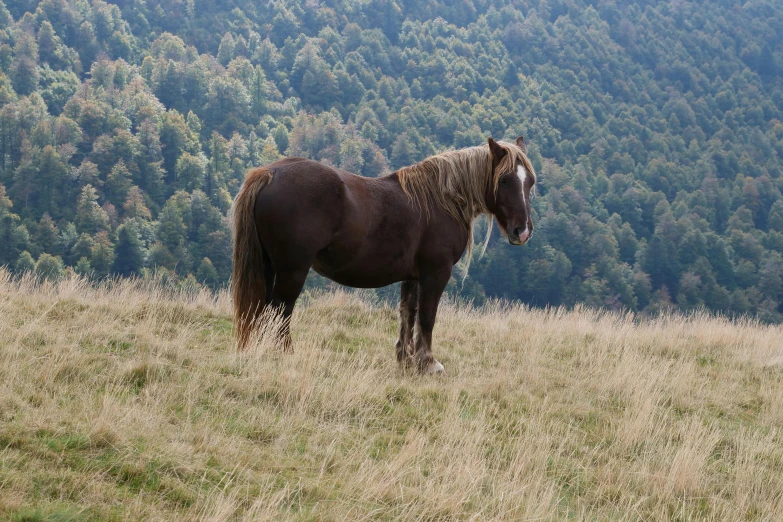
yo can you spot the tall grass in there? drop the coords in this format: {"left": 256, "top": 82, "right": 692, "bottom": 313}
{"left": 1, "top": 269, "right": 782, "bottom": 520}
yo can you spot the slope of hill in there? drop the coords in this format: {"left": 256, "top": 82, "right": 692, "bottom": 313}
{"left": 1, "top": 270, "right": 783, "bottom": 519}
{"left": 1, "top": 0, "right": 783, "bottom": 320}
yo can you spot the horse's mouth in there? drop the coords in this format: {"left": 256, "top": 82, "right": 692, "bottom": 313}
{"left": 508, "top": 227, "right": 532, "bottom": 245}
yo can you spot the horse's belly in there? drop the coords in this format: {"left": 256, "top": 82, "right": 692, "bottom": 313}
{"left": 312, "top": 253, "right": 414, "bottom": 289}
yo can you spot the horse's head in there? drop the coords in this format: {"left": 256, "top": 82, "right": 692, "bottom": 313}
{"left": 486, "top": 136, "right": 535, "bottom": 245}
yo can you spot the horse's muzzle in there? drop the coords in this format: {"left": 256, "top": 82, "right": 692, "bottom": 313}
{"left": 509, "top": 227, "right": 532, "bottom": 245}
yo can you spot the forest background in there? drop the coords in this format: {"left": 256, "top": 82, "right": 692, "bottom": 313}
{"left": 1, "top": 0, "right": 783, "bottom": 321}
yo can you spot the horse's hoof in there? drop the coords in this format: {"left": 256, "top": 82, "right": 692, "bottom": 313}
{"left": 425, "top": 359, "right": 445, "bottom": 374}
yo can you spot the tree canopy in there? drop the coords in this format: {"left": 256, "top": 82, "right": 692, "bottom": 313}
{"left": 1, "top": 0, "right": 783, "bottom": 320}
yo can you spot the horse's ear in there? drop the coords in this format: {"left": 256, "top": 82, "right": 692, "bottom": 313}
{"left": 488, "top": 137, "right": 506, "bottom": 161}
{"left": 516, "top": 135, "right": 527, "bottom": 154}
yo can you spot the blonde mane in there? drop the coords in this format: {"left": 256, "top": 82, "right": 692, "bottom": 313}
{"left": 395, "top": 141, "right": 536, "bottom": 272}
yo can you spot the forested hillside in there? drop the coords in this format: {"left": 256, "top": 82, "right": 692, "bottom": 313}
{"left": 1, "top": 0, "right": 783, "bottom": 320}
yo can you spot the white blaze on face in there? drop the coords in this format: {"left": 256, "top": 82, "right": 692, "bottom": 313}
{"left": 516, "top": 164, "right": 531, "bottom": 240}
{"left": 517, "top": 164, "right": 529, "bottom": 205}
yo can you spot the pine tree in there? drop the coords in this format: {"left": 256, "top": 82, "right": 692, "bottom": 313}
{"left": 217, "top": 33, "right": 235, "bottom": 66}
{"left": 122, "top": 186, "right": 151, "bottom": 221}
{"left": 35, "top": 213, "right": 60, "bottom": 256}
{"left": 0, "top": 184, "right": 11, "bottom": 214}
{"left": 503, "top": 61, "right": 519, "bottom": 87}
{"left": 207, "top": 131, "right": 228, "bottom": 197}
{"left": 175, "top": 152, "right": 207, "bottom": 191}
{"left": 59, "top": 222, "right": 79, "bottom": 265}
{"left": 156, "top": 199, "right": 187, "bottom": 251}
{"left": 77, "top": 21, "right": 98, "bottom": 67}
{"left": 11, "top": 139, "right": 39, "bottom": 212}
{"left": 0, "top": 2, "right": 11, "bottom": 30}
{"left": 37, "top": 145, "right": 68, "bottom": 217}
{"left": 250, "top": 67, "right": 268, "bottom": 116}
{"left": 340, "top": 138, "right": 364, "bottom": 173}
{"left": 0, "top": 210, "right": 30, "bottom": 266}
{"left": 196, "top": 257, "right": 219, "bottom": 289}
{"left": 148, "top": 242, "right": 177, "bottom": 271}
{"left": 160, "top": 110, "right": 192, "bottom": 179}
{"left": 137, "top": 119, "right": 165, "bottom": 200}
{"left": 390, "top": 133, "right": 417, "bottom": 169}
{"left": 186, "top": 111, "right": 202, "bottom": 144}
{"left": 71, "top": 233, "right": 95, "bottom": 263}
{"left": 75, "top": 185, "right": 110, "bottom": 234}
{"left": 75, "top": 256, "right": 92, "bottom": 277}
{"left": 74, "top": 161, "right": 102, "bottom": 190}
{"left": 113, "top": 222, "right": 144, "bottom": 276}
{"left": 34, "top": 253, "right": 64, "bottom": 282}
{"left": 259, "top": 136, "right": 280, "bottom": 165}
{"left": 15, "top": 251, "right": 35, "bottom": 273}
{"left": 247, "top": 131, "right": 260, "bottom": 166}
{"left": 226, "top": 132, "right": 247, "bottom": 182}
{"left": 272, "top": 124, "right": 289, "bottom": 154}
{"left": 106, "top": 160, "right": 132, "bottom": 207}
{"left": 12, "top": 32, "right": 39, "bottom": 96}
{"left": 37, "top": 21, "right": 59, "bottom": 65}
{"left": 768, "top": 201, "right": 783, "bottom": 233}
{"left": 90, "top": 231, "right": 115, "bottom": 278}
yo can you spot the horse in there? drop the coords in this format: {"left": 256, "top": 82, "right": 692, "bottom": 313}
{"left": 231, "top": 136, "right": 536, "bottom": 374}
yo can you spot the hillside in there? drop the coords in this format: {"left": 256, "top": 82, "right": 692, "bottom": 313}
{"left": 1, "top": 270, "right": 783, "bottom": 519}
{"left": 1, "top": 0, "right": 783, "bottom": 320}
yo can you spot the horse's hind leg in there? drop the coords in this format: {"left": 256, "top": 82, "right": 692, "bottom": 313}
{"left": 395, "top": 280, "right": 418, "bottom": 367}
{"left": 269, "top": 266, "right": 309, "bottom": 352}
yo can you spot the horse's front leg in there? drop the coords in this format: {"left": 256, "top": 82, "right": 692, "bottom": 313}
{"left": 395, "top": 280, "right": 418, "bottom": 367}
{"left": 413, "top": 268, "right": 451, "bottom": 374}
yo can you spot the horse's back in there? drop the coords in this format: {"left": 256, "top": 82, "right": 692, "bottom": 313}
{"left": 254, "top": 157, "right": 403, "bottom": 225}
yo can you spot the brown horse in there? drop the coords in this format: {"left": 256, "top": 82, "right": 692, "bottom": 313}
{"left": 232, "top": 137, "right": 536, "bottom": 373}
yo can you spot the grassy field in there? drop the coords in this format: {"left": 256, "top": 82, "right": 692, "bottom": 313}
{"left": 1, "top": 270, "right": 783, "bottom": 521}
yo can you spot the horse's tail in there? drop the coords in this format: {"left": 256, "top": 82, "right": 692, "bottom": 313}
{"left": 231, "top": 167, "right": 273, "bottom": 350}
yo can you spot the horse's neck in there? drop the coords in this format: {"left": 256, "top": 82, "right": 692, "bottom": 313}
{"left": 447, "top": 164, "right": 490, "bottom": 219}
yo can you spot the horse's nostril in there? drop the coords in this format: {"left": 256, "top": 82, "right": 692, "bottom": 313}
{"left": 513, "top": 227, "right": 523, "bottom": 238}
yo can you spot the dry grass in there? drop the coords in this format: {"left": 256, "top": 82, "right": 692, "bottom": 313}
{"left": 1, "top": 269, "right": 783, "bottom": 521}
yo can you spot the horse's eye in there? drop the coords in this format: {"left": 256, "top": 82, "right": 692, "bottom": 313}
{"left": 500, "top": 177, "right": 508, "bottom": 185}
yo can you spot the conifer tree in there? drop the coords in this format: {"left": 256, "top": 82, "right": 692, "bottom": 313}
{"left": 106, "top": 160, "right": 132, "bottom": 206}
{"left": 113, "top": 222, "right": 144, "bottom": 276}
{"left": 175, "top": 152, "right": 206, "bottom": 191}
{"left": 15, "top": 250, "right": 34, "bottom": 273}
{"left": 35, "top": 253, "right": 64, "bottom": 281}
{"left": 196, "top": 257, "right": 219, "bottom": 288}
{"left": 75, "top": 185, "right": 110, "bottom": 234}
{"left": 35, "top": 213, "right": 60, "bottom": 256}
{"left": 123, "top": 186, "right": 151, "bottom": 221}
{"left": 90, "top": 231, "right": 114, "bottom": 278}
{"left": 74, "top": 256, "right": 92, "bottom": 277}
{"left": 12, "top": 32, "right": 39, "bottom": 96}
